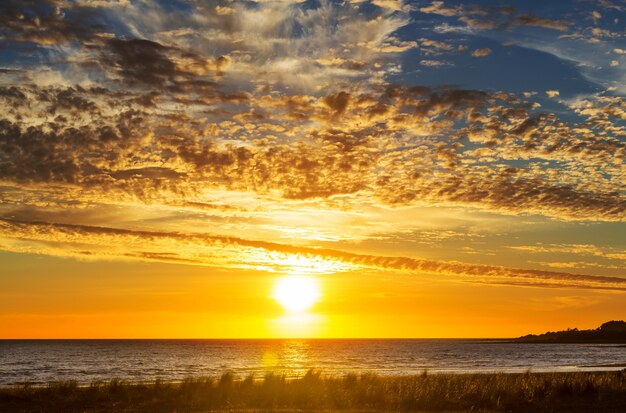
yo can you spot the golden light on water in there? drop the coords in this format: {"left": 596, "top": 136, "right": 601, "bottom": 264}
{"left": 272, "top": 275, "right": 321, "bottom": 313}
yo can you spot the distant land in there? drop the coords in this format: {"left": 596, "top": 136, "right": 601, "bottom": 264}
{"left": 516, "top": 321, "right": 626, "bottom": 343}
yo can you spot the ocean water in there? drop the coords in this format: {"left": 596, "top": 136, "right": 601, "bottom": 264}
{"left": 0, "top": 339, "right": 625, "bottom": 385}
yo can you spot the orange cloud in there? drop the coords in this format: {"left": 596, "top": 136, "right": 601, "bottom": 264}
{"left": 1, "top": 218, "right": 625, "bottom": 291}
{"left": 471, "top": 48, "right": 491, "bottom": 57}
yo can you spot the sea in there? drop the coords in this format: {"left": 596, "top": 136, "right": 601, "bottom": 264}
{"left": 1, "top": 339, "right": 625, "bottom": 386}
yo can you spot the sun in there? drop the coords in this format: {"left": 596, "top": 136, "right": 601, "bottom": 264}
{"left": 272, "top": 275, "right": 321, "bottom": 313}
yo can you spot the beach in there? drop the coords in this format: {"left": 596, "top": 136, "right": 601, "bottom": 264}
{"left": 3, "top": 339, "right": 626, "bottom": 386}
{"left": 3, "top": 339, "right": 626, "bottom": 412}
{"left": 2, "top": 370, "right": 626, "bottom": 413}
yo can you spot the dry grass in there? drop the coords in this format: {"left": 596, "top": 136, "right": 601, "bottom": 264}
{"left": 1, "top": 370, "right": 626, "bottom": 412}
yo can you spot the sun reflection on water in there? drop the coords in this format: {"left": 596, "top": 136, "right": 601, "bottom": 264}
{"left": 261, "top": 339, "right": 315, "bottom": 377}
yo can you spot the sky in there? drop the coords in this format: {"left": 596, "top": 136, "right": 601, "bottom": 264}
{"left": 0, "top": 0, "right": 625, "bottom": 338}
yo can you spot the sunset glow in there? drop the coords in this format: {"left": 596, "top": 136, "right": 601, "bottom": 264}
{"left": 272, "top": 276, "right": 322, "bottom": 314}
{"left": 0, "top": 0, "right": 624, "bottom": 340}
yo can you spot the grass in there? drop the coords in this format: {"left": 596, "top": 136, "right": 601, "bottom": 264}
{"left": 1, "top": 370, "right": 626, "bottom": 412}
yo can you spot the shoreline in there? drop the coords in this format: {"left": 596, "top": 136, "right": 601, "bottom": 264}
{"left": 2, "top": 371, "right": 626, "bottom": 413}
{"left": 4, "top": 365, "right": 626, "bottom": 388}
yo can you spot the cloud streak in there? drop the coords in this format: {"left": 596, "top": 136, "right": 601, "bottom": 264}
{"left": 1, "top": 218, "right": 625, "bottom": 291}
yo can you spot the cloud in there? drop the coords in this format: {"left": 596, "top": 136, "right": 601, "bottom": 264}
{"left": 371, "top": 0, "right": 408, "bottom": 11}
{"left": 510, "top": 15, "right": 571, "bottom": 32}
{"left": 509, "top": 243, "right": 626, "bottom": 266}
{"left": 419, "top": 1, "right": 460, "bottom": 17}
{"left": 0, "top": 0, "right": 412, "bottom": 95}
{"left": 0, "top": 82, "right": 624, "bottom": 222}
{"left": 471, "top": 48, "right": 491, "bottom": 57}
{"left": 0, "top": 0, "right": 104, "bottom": 45}
{"left": 420, "top": 60, "right": 447, "bottom": 67}
{"left": 0, "top": 0, "right": 624, "bottom": 287}
{"left": 103, "top": 38, "right": 184, "bottom": 86}
{"left": 418, "top": 2, "right": 572, "bottom": 33}
{"left": 215, "top": 5, "right": 233, "bottom": 15}
{"left": 323, "top": 92, "right": 351, "bottom": 116}
{"left": 1, "top": 218, "right": 625, "bottom": 291}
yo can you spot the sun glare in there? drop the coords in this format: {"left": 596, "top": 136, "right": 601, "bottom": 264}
{"left": 272, "top": 276, "right": 321, "bottom": 313}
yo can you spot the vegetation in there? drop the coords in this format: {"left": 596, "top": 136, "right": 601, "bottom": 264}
{"left": 516, "top": 320, "right": 626, "bottom": 343}
{"left": 2, "top": 370, "right": 626, "bottom": 413}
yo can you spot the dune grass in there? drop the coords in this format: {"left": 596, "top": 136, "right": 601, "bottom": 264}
{"left": 1, "top": 370, "right": 626, "bottom": 413}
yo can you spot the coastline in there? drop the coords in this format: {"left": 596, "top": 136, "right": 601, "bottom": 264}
{"left": 2, "top": 370, "right": 626, "bottom": 413}
{"left": 3, "top": 338, "right": 626, "bottom": 386}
